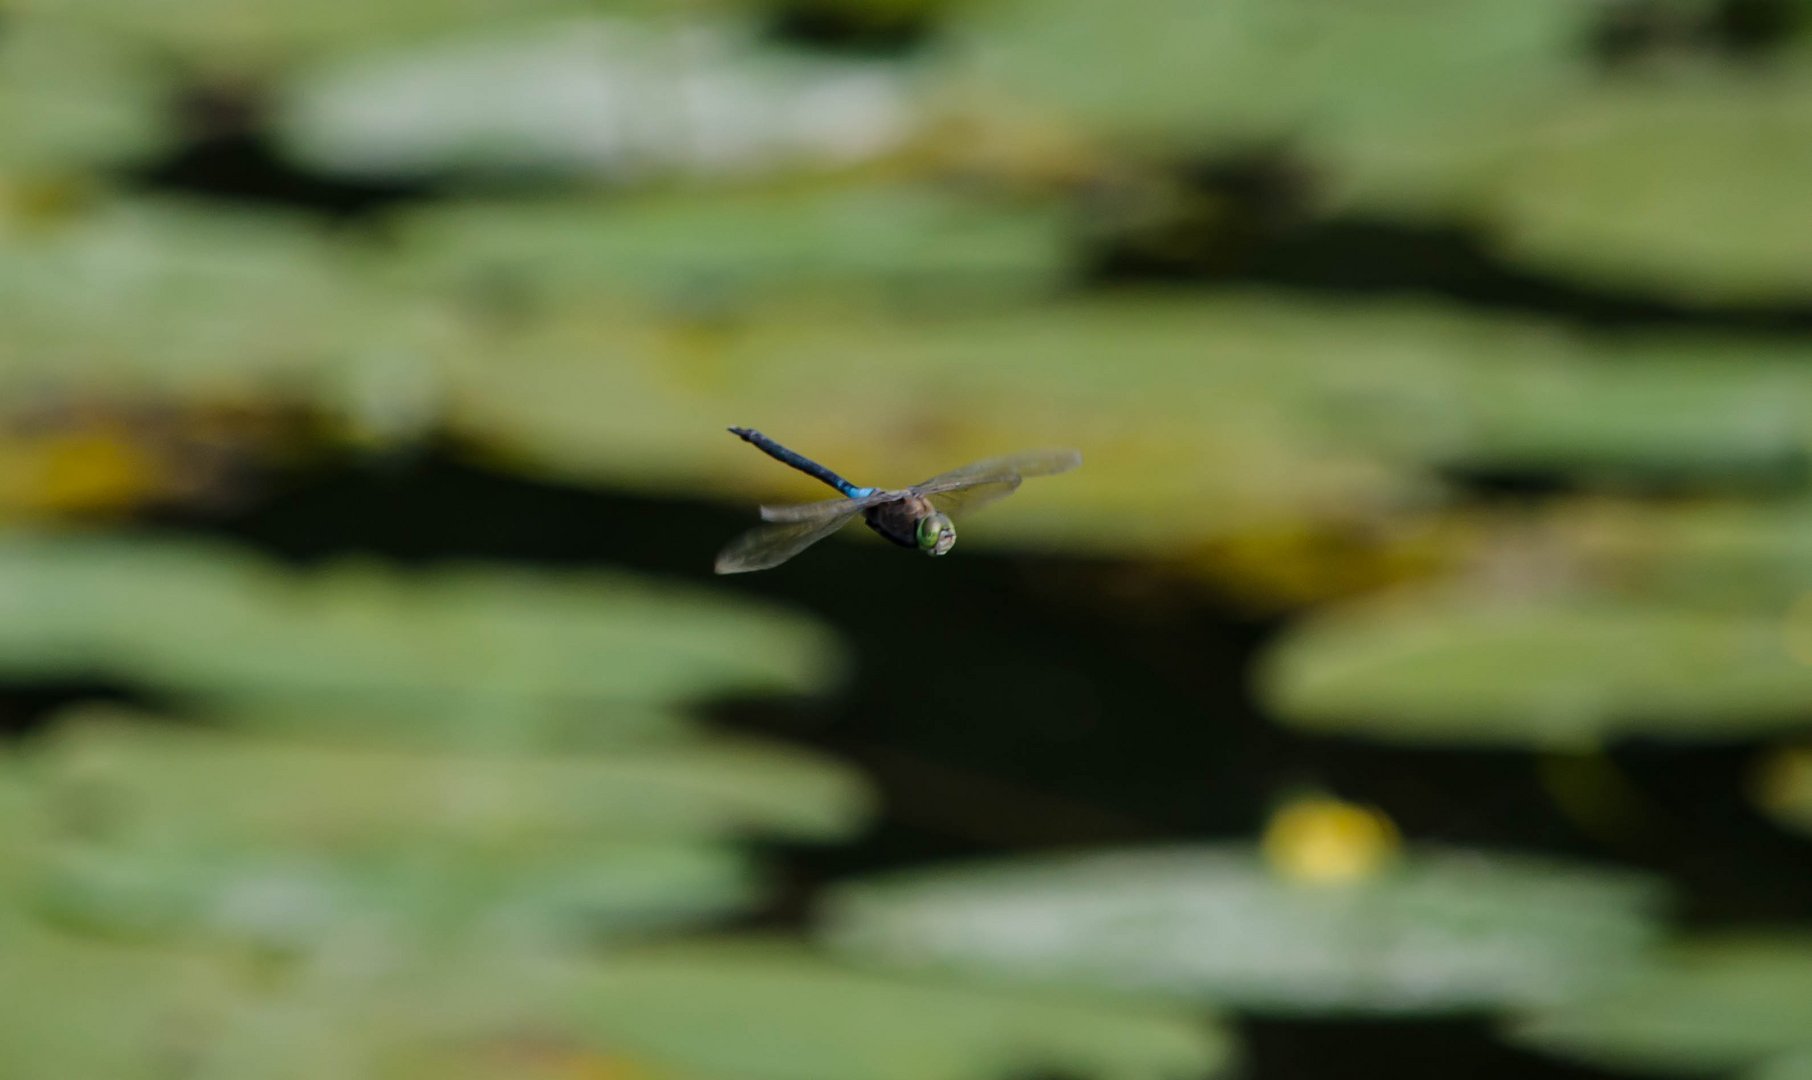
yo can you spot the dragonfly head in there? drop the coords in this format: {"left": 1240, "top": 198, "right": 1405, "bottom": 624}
{"left": 916, "top": 512, "right": 956, "bottom": 556}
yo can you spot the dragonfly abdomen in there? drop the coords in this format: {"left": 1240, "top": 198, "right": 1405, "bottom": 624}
{"left": 728, "top": 427, "right": 873, "bottom": 498}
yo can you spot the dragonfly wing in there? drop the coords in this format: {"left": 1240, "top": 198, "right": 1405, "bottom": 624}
{"left": 760, "top": 491, "right": 893, "bottom": 524}
{"left": 911, "top": 449, "right": 1082, "bottom": 495}
{"left": 714, "top": 511, "right": 857, "bottom": 574}
{"left": 909, "top": 449, "right": 1080, "bottom": 517}
{"left": 927, "top": 477, "right": 1023, "bottom": 518}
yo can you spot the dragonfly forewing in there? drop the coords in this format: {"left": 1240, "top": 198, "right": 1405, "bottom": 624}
{"left": 926, "top": 478, "right": 1023, "bottom": 519}
{"left": 911, "top": 449, "right": 1082, "bottom": 495}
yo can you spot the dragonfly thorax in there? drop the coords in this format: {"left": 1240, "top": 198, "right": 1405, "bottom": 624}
{"left": 862, "top": 496, "right": 954, "bottom": 555}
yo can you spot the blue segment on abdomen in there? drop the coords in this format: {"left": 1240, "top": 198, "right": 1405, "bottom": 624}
{"left": 847, "top": 486, "right": 876, "bottom": 498}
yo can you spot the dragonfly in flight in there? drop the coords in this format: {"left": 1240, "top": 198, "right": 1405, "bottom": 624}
{"left": 715, "top": 427, "right": 1081, "bottom": 574}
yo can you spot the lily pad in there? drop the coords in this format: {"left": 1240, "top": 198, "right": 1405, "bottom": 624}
{"left": 206, "top": 700, "right": 699, "bottom": 751}
{"left": 0, "top": 17, "right": 173, "bottom": 175}
{"left": 0, "top": 921, "right": 635, "bottom": 1080}
{"left": 819, "top": 845, "right": 1666, "bottom": 1015}
{"left": 440, "top": 294, "right": 1460, "bottom": 548}
{"left": 0, "top": 199, "right": 393, "bottom": 398}
{"left": 33, "top": 834, "right": 758, "bottom": 950}
{"left": 1550, "top": 499, "right": 1812, "bottom": 609}
{"left": 0, "top": 533, "right": 845, "bottom": 710}
{"left": 1258, "top": 587, "right": 1812, "bottom": 747}
{"left": 1430, "top": 337, "right": 1812, "bottom": 487}
{"left": 1508, "top": 935, "right": 1812, "bottom": 1076}
{"left": 0, "top": 923, "right": 248, "bottom": 1080}
{"left": 388, "top": 185, "right": 1069, "bottom": 307}
{"left": 279, "top": 18, "right": 917, "bottom": 182}
{"left": 24, "top": 0, "right": 611, "bottom": 72}
{"left": 566, "top": 938, "right": 1235, "bottom": 1080}
{"left": 953, "top": 0, "right": 1592, "bottom": 149}
{"left": 32, "top": 712, "right": 872, "bottom": 847}
{"left": 1755, "top": 1048, "right": 1812, "bottom": 1080}
{"left": 1485, "top": 78, "right": 1812, "bottom": 304}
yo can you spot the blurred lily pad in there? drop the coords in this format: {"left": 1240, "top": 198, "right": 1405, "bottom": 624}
{"left": 34, "top": 712, "right": 871, "bottom": 847}
{"left": 1429, "top": 337, "right": 1812, "bottom": 487}
{"left": 1508, "top": 935, "right": 1812, "bottom": 1076}
{"left": 208, "top": 700, "right": 699, "bottom": 751}
{"left": 442, "top": 294, "right": 1456, "bottom": 548}
{"left": 1551, "top": 499, "right": 1812, "bottom": 609}
{"left": 0, "top": 199, "right": 394, "bottom": 397}
{"left": 1258, "top": 587, "right": 1812, "bottom": 747}
{"left": 279, "top": 18, "right": 917, "bottom": 182}
{"left": 0, "top": 17, "right": 173, "bottom": 175}
{"left": 819, "top": 845, "right": 1665, "bottom": 1015}
{"left": 0, "top": 921, "right": 624, "bottom": 1080}
{"left": 567, "top": 938, "right": 1234, "bottom": 1080}
{"left": 1756, "top": 1048, "right": 1812, "bottom": 1080}
{"left": 0, "top": 533, "right": 845, "bottom": 709}
{"left": 34, "top": 834, "right": 757, "bottom": 951}
{"left": 1484, "top": 78, "right": 1812, "bottom": 304}
{"left": 389, "top": 185, "right": 1069, "bottom": 307}
{"left": 24, "top": 0, "right": 611, "bottom": 73}
{"left": 0, "top": 923, "right": 247, "bottom": 1079}
{"left": 953, "top": 0, "right": 1591, "bottom": 149}
{"left": 439, "top": 291, "right": 1812, "bottom": 564}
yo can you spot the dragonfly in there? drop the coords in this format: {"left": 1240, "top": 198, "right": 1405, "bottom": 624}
{"left": 715, "top": 426, "right": 1081, "bottom": 574}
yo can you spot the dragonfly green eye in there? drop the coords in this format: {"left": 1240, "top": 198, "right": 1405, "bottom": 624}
{"left": 916, "top": 513, "right": 956, "bottom": 556}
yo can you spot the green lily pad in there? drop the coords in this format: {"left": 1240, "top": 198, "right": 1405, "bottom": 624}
{"left": 33, "top": 712, "right": 871, "bottom": 847}
{"left": 1754, "top": 1048, "right": 1812, "bottom": 1080}
{"left": 388, "top": 185, "right": 1069, "bottom": 307}
{"left": 0, "top": 199, "right": 393, "bottom": 397}
{"left": 953, "top": 0, "right": 1591, "bottom": 149}
{"left": 567, "top": 938, "right": 1234, "bottom": 1080}
{"left": 0, "top": 17, "right": 173, "bottom": 175}
{"left": 27, "top": 0, "right": 611, "bottom": 72}
{"left": 0, "top": 921, "right": 628, "bottom": 1080}
{"left": 0, "top": 533, "right": 845, "bottom": 710}
{"left": 1547, "top": 499, "right": 1812, "bottom": 609}
{"left": 207, "top": 700, "right": 699, "bottom": 751}
{"left": 34, "top": 834, "right": 757, "bottom": 950}
{"left": 1429, "top": 337, "right": 1812, "bottom": 486}
{"left": 439, "top": 290, "right": 1812, "bottom": 559}
{"left": 819, "top": 845, "right": 1665, "bottom": 1015}
{"left": 1258, "top": 588, "right": 1812, "bottom": 747}
{"left": 1485, "top": 78, "right": 1812, "bottom": 304}
{"left": 278, "top": 18, "right": 917, "bottom": 181}
{"left": 441, "top": 294, "right": 1457, "bottom": 548}
{"left": 1508, "top": 935, "right": 1812, "bottom": 1076}
{"left": 0, "top": 923, "right": 250, "bottom": 1080}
